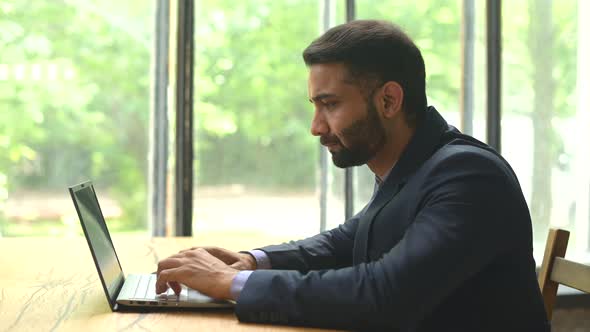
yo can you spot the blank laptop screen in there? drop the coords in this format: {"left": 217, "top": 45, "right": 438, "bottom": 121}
{"left": 71, "top": 183, "right": 124, "bottom": 302}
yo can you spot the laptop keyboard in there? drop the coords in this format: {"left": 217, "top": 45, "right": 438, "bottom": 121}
{"left": 132, "top": 274, "right": 209, "bottom": 302}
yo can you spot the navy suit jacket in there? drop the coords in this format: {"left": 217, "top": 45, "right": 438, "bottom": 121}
{"left": 235, "top": 107, "right": 550, "bottom": 331}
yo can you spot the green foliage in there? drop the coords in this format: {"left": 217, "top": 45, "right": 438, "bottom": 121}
{"left": 358, "top": 0, "right": 463, "bottom": 113}
{"left": 193, "top": 0, "right": 319, "bottom": 188}
{"left": 0, "top": 0, "right": 580, "bottom": 237}
{"left": 0, "top": 0, "right": 153, "bottom": 231}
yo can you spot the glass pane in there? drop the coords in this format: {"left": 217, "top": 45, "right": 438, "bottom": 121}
{"left": 0, "top": 1, "right": 155, "bottom": 236}
{"left": 325, "top": 165, "right": 346, "bottom": 230}
{"left": 354, "top": 165, "right": 375, "bottom": 213}
{"left": 355, "top": 0, "right": 487, "bottom": 212}
{"left": 323, "top": 1, "right": 348, "bottom": 231}
{"left": 502, "top": 0, "right": 588, "bottom": 261}
{"left": 193, "top": 0, "right": 321, "bottom": 241}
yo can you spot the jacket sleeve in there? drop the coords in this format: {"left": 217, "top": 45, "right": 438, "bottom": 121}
{"left": 255, "top": 210, "right": 363, "bottom": 272}
{"left": 235, "top": 152, "right": 529, "bottom": 330}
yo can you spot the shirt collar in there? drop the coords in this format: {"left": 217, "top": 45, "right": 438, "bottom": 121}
{"left": 375, "top": 106, "right": 449, "bottom": 188}
{"left": 375, "top": 164, "right": 395, "bottom": 187}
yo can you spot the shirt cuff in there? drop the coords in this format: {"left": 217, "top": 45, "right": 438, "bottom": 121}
{"left": 248, "top": 249, "right": 272, "bottom": 269}
{"left": 230, "top": 270, "right": 253, "bottom": 301}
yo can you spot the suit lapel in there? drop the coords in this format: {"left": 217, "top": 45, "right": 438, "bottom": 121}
{"left": 352, "top": 106, "right": 450, "bottom": 264}
{"left": 353, "top": 180, "right": 405, "bottom": 264}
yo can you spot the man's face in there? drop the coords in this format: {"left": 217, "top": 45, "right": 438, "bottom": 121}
{"left": 308, "top": 63, "right": 387, "bottom": 168}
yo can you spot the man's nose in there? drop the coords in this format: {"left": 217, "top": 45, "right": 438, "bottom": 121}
{"left": 310, "top": 110, "right": 328, "bottom": 136}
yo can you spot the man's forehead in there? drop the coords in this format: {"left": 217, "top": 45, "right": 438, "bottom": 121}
{"left": 307, "top": 63, "right": 356, "bottom": 98}
{"left": 308, "top": 63, "right": 349, "bottom": 81}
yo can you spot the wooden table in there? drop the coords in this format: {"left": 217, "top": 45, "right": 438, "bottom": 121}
{"left": 0, "top": 233, "right": 341, "bottom": 331}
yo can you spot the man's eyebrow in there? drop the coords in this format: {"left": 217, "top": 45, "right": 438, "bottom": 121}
{"left": 309, "top": 93, "right": 338, "bottom": 103}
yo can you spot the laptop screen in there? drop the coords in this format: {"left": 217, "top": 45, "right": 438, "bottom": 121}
{"left": 69, "top": 182, "right": 124, "bottom": 306}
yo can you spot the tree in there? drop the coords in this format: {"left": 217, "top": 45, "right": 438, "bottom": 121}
{"left": 528, "top": 0, "right": 556, "bottom": 240}
{"left": 1, "top": 0, "right": 579, "bottom": 240}
{"left": 0, "top": 0, "right": 153, "bottom": 231}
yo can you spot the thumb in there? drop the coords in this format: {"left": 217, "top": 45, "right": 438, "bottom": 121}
{"left": 229, "top": 261, "right": 247, "bottom": 270}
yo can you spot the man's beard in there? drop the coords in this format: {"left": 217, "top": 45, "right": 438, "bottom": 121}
{"left": 320, "top": 101, "right": 387, "bottom": 168}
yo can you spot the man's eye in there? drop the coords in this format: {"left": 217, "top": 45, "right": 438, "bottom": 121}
{"left": 323, "top": 101, "right": 338, "bottom": 109}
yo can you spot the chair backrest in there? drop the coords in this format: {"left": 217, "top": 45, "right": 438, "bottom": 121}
{"left": 538, "top": 228, "right": 590, "bottom": 320}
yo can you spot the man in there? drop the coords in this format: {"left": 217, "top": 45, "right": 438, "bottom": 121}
{"left": 156, "top": 20, "right": 549, "bottom": 331}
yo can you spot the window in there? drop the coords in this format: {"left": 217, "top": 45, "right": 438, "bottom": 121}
{"left": 192, "top": 0, "right": 322, "bottom": 241}
{"left": 354, "top": 0, "right": 487, "bottom": 214}
{"left": 5, "top": 0, "right": 586, "bottom": 265}
{"left": 501, "top": 0, "right": 588, "bottom": 262}
{"left": 0, "top": 1, "right": 154, "bottom": 236}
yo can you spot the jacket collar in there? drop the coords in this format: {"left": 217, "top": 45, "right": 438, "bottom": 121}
{"left": 352, "top": 106, "right": 450, "bottom": 264}
{"left": 380, "top": 106, "right": 449, "bottom": 189}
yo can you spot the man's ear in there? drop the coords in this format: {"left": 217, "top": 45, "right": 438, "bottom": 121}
{"left": 381, "top": 81, "right": 404, "bottom": 119}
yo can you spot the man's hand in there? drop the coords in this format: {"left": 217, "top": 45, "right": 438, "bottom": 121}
{"left": 155, "top": 248, "right": 239, "bottom": 299}
{"left": 179, "top": 246, "right": 257, "bottom": 270}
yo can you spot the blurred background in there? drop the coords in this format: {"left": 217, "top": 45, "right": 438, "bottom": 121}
{"left": 0, "top": 0, "right": 587, "bottom": 271}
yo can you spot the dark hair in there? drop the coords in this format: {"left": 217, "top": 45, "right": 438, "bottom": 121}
{"left": 302, "top": 20, "right": 427, "bottom": 126}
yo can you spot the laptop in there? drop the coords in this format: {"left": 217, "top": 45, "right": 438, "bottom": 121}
{"left": 68, "top": 181, "right": 234, "bottom": 311}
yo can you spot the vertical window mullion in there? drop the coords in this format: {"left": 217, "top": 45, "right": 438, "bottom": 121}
{"left": 461, "top": 0, "right": 475, "bottom": 136}
{"left": 149, "top": 0, "right": 170, "bottom": 237}
{"left": 344, "top": 0, "right": 356, "bottom": 221}
{"left": 319, "top": 0, "right": 336, "bottom": 232}
{"left": 486, "top": 0, "right": 502, "bottom": 152}
{"left": 174, "top": 0, "right": 195, "bottom": 236}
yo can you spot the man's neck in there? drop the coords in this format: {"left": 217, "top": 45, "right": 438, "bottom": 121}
{"left": 367, "top": 123, "right": 416, "bottom": 179}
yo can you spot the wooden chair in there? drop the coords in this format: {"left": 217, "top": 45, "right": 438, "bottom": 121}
{"left": 537, "top": 228, "right": 590, "bottom": 320}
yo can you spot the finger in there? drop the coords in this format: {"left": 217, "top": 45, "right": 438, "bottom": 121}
{"left": 162, "top": 281, "right": 181, "bottom": 295}
{"left": 154, "top": 280, "right": 181, "bottom": 295}
{"left": 192, "top": 247, "right": 222, "bottom": 261}
{"left": 229, "top": 262, "right": 245, "bottom": 270}
{"left": 156, "top": 257, "right": 182, "bottom": 276}
{"left": 156, "top": 267, "right": 185, "bottom": 294}
{"left": 156, "top": 257, "right": 183, "bottom": 277}
{"left": 210, "top": 247, "right": 237, "bottom": 262}
{"left": 179, "top": 246, "right": 198, "bottom": 253}
{"left": 186, "top": 247, "right": 238, "bottom": 267}
{"left": 180, "top": 247, "right": 212, "bottom": 256}
{"left": 170, "top": 281, "right": 181, "bottom": 295}
{"left": 167, "top": 253, "right": 185, "bottom": 259}
{"left": 199, "top": 247, "right": 237, "bottom": 265}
